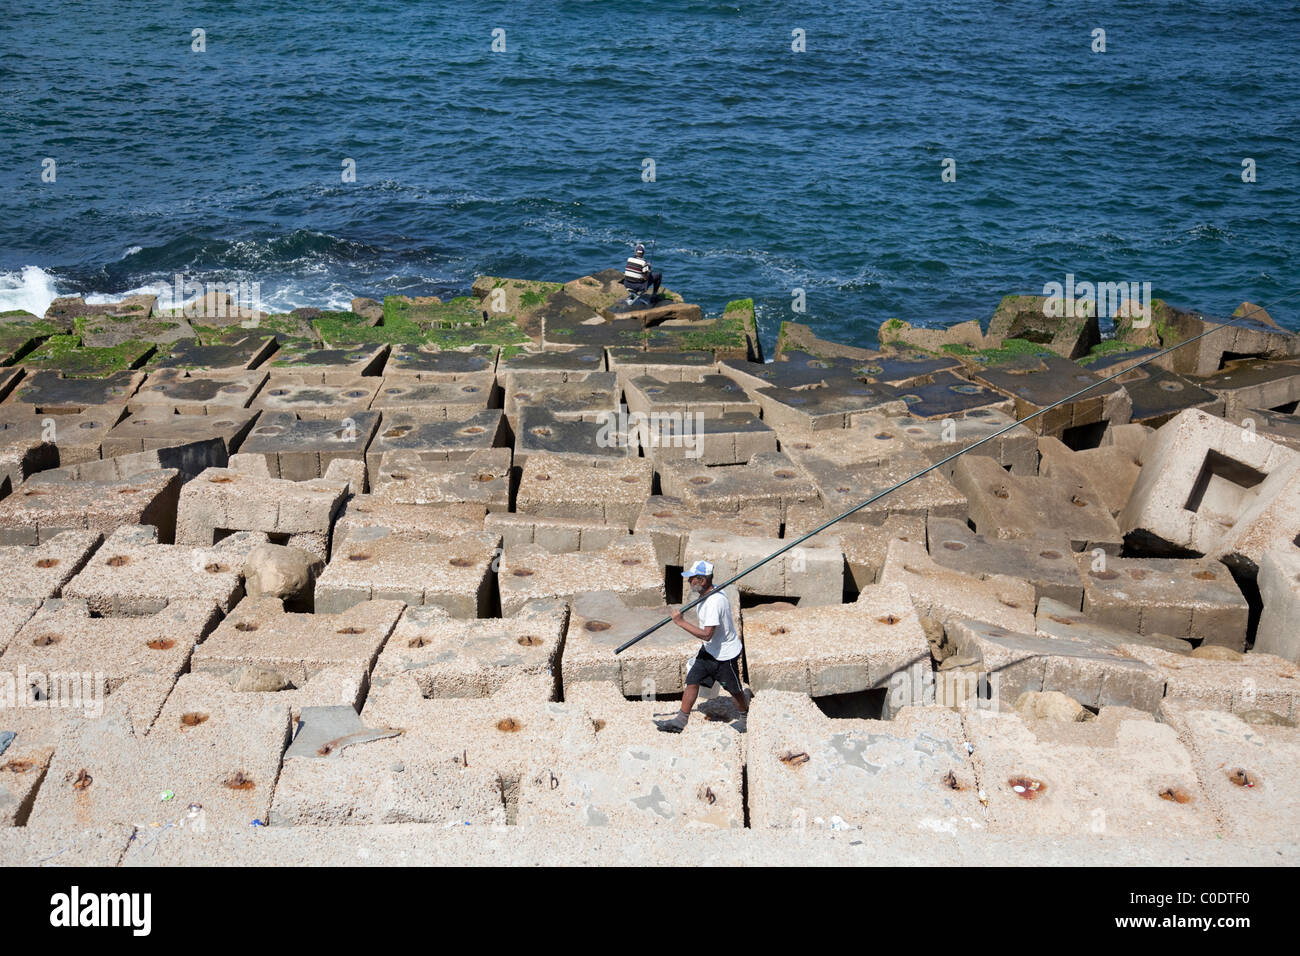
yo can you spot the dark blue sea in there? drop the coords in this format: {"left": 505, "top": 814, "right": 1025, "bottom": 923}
{"left": 2, "top": 0, "right": 1297, "bottom": 352}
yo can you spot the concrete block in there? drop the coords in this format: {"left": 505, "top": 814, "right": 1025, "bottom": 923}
{"left": 878, "top": 536, "right": 1037, "bottom": 639}
{"left": 102, "top": 408, "right": 257, "bottom": 458}
{"left": 514, "top": 405, "right": 631, "bottom": 465}
{"left": 1255, "top": 548, "right": 1300, "bottom": 661}
{"left": 372, "top": 448, "right": 511, "bottom": 515}
{"left": 638, "top": 409, "right": 776, "bottom": 466}
{"left": 0, "top": 530, "right": 101, "bottom": 605}
{"left": 193, "top": 597, "right": 403, "bottom": 684}
{"left": 657, "top": 452, "right": 820, "bottom": 523}
{"left": 250, "top": 375, "right": 381, "bottom": 420}
{"left": 966, "top": 707, "right": 1216, "bottom": 837}
{"left": 315, "top": 526, "right": 499, "bottom": 617}
{"left": 943, "top": 617, "right": 1167, "bottom": 712}
{"left": 605, "top": 347, "right": 714, "bottom": 385}
{"left": 10, "top": 370, "right": 144, "bottom": 414}
{"left": 499, "top": 541, "right": 663, "bottom": 617}
{"left": 158, "top": 332, "right": 276, "bottom": 370}
{"left": 1034, "top": 596, "right": 1191, "bottom": 660}
{"left": 374, "top": 599, "right": 567, "bottom": 698}
{"left": 969, "top": 353, "right": 1132, "bottom": 440}
{"left": 1121, "top": 644, "right": 1300, "bottom": 720}
{"left": 516, "top": 681, "right": 745, "bottom": 829}
{"left": 0, "top": 737, "right": 53, "bottom": 825}
{"left": 0, "top": 405, "right": 125, "bottom": 486}
{"left": 1109, "top": 363, "right": 1222, "bottom": 427}
{"left": 1119, "top": 408, "right": 1300, "bottom": 567}
{"left": 238, "top": 410, "right": 380, "bottom": 480}
{"left": 890, "top": 371, "right": 1016, "bottom": 421}
{"left": 176, "top": 467, "right": 346, "bottom": 560}
{"left": 754, "top": 380, "right": 905, "bottom": 432}
{"left": 63, "top": 524, "right": 259, "bottom": 615}
{"left": 952, "top": 453, "right": 1122, "bottom": 553}
{"left": 562, "top": 589, "right": 726, "bottom": 696}
{"left": 927, "top": 516, "right": 1085, "bottom": 607}
{"left": 686, "top": 528, "right": 843, "bottom": 605}
{"left": 332, "top": 494, "right": 485, "bottom": 546}
{"left": 516, "top": 453, "right": 653, "bottom": 527}
{"left": 504, "top": 373, "right": 618, "bottom": 432}
{"left": 384, "top": 345, "right": 497, "bottom": 381}
{"left": 0, "top": 469, "right": 181, "bottom": 546}
{"left": 370, "top": 376, "right": 494, "bottom": 423}
{"left": 1039, "top": 436, "right": 1141, "bottom": 515}
{"left": 633, "top": 496, "right": 782, "bottom": 568}
{"left": 1073, "top": 554, "right": 1249, "bottom": 649}
{"left": 747, "top": 693, "right": 983, "bottom": 831}
{"left": 485, "top": 511, "right": 630, "bottom": 554}
{"left": 624, "top": 373, "right": 759, "bottom": 420}
{"left": 365, "top": 409, "right": 503, "bottom": 473}
{"left": 264, "top": 344, "right": 388, "bottom": 381}
{"left": 1160, "top": 701, "right": 1300, "bottom": 840}
{"left": 0, "top": 601, "right": 39, "bottom": 656}
{"left": 128, "top": 368, "right": 266, "bottom": 415}
{"left": 743, "top": 583, "right": 928, "bottom": 695}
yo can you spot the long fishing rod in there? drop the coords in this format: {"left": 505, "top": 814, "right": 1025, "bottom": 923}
{"left": 614, "top": 294, "right": 1299, "bottom": 654}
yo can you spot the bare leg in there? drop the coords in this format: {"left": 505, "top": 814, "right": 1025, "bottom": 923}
{"left": 729, "top": 690, "right": 749, "bottom": 714}
{"left": 680, "top": 684, "right": 700, "bottom": 715}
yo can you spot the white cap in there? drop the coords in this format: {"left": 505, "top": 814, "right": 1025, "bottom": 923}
{"left": 682, "top": 559, "right": 714, "bottom": 578}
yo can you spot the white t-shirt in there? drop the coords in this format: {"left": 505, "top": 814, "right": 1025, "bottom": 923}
{"left": 696, "top": 589, "right": 741, "bottom": 661}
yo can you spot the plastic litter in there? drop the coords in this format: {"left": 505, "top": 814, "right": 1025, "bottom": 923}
{"left": 159, "top": 790, "right": 174, "bottom": 801}
{"left": 250, "top": 819, "right": 265, "bottom": 827}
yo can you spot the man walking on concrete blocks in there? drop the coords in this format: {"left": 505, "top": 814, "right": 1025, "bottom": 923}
{"left": 657, "top": 559, "right": 749, "bottom": 733}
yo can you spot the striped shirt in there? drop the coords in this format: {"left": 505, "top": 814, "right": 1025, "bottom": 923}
{"left": 624, "top": 256, "right": 650, "bottom": 282}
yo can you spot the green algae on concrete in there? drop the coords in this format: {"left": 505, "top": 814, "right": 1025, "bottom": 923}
{"left": 962, "top": 337, "right": 1056, "bottom": 367}
{"left": 22, "top": 332, "right": 154, "bottom": 377}
{"left": 1076, "top": 338, "right": 1144, "bottom": 366}
{"left": 0, "top": 311, "right": 61, "bottom": 364}
{"left": 314, "top": 308, "right": 424, "bottom": 347}
{"left": 423, "top": 312, "right": 528, "bottom": 351}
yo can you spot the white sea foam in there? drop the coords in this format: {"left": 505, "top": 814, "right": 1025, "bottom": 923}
{"left": 0, "top": 266, "right": 65, "bottom": 317}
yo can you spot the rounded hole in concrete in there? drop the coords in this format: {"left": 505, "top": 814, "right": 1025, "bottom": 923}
{"left": 874, "top": 432, "right": 893, "bottom": 441}
{"left": 1, "top": 759, "right": 35, "bottom": 773}
{"left": 496, "top": 718, "right": 522, "bottom": 733}
{"left": 147, "top": 638, "right": 175, "bottom": 650}
{"left": 877, "top": 614, "right": 900, "bottom": 625}
{"left": 223, "top": 771, "right": 255, "bottom": 790}
{"left": 448, "top": 558, "right": 471, "bottom": 567}
{"left": 1039, "top": 550, "right": 1062, "bottom": 560}
{"left": 235, "top": 622, "right": 258, "bottom": 632}
{"left": 1000, "top": 599, "right": 1020, "bottom": 609}
{"left": 31, "top": 633, "right": 60, "bottom": 647}
{"left": 592, "top": 718, "right": 606, "bottom": 732}
{"left": 344, "top": 390, "right": 367, "bottom": 398}
{"left": 535, "top": 474, "right": 551, "bottom": 482}
{"left": 620, "top": 475, "right": 639, "bottom": 483}
{"left": 34, "top": 558, "right": 59, "bottom": 568}
{"left": 407, "top": 636, "right": 429, "bottom": 648}
{"left": 1159, "top": 381, "right": 1184, "bottom": 392}
{"left": 79, "top": 422, "right": 99, "bottom": 430}
{"left": 209, "top": 476, "right": 234, "bottom": 484}
{"left": 270, "top": 389, "right": 288, "bottom": 397}
{"left": 530, "top": 427, "right": 553, "bottom": 437}
{"left": 23, "top": 490, "right": 46, "bottom": 496}
{"left": 222, "top": 385, "right": 248, "bottom": 393}
{"left": 1227, "top": 768, "right": 1258, "bottom": 788}
{"left": 836, "top": 486, "right": 850, "bottom": 492}
{"left": 773, "top": 470, "right": 795, "bottom": 480}
{"left": 1158, "top": 786, "right": 1193, "bottom": 803}
{"left": 460, "top": 426, "right": 485, "bottom": 435}
{"left": 204, "top": 563, "right": 228, "bottom": 573}
{"left": 906, "top": 427, "right": 926, "bottom": 435}
{"left": 385, "top": 388, "right": 403, "bottom": 395}
{"left": 117, "top": 488, "right": 137, "bottom": 494}
{"left": 620, "top": 558, "right": 641, "bottom": 566}
{"left": 106, "top": 555, "right": 129, "bottom": 567}
{"left": 770, "top": 626, "right": 789, "bottom": 635}
{"left": 951, "top": 385, "right": 983, "bottom": 395}
{"left": 942, "top": 770, "right": 963, "bottom": 790}
{"left": 1128, "top": 569, "right": 1149, "bottom": 581}
{"left": 779, "top": 751, "right": 810, "bottom": 768}
{"left": 256, "top": 426, "right": 284, "bottom": 436}
{"left": 336, "top": 626, "right": 365, "bottom": 635}
{"left": 1048, "top": 615, "right": 1076, "bottom": 625}
{"left": 347, "top": 553, "right": 370, "bottom": 562}
{"left": 512, "top": 568, "right": 534, "bottom": 577}
{"left": 214, "top": 421, "right": 235, "bottom": 427}
{"left": 180, "top": 712, "right": 209, "bottom": 728}
{"left": 690, "top": 476, "right": 712, "bottom": 485}
{"left": 461, "top": 385, "right": 479, "bottom": 394}
{"left": 992, "top": 487, "right": 1009, "bottom": 499}
{"left": 384, "top": 427, "right": 412, "bottom": 439}
{"left": 1070, "top": 494, "right": 1088, "bottom": 507}
{"left": 1008, "top": 775, "right": 1046, "bottom": 799}
{"left": 942, "top": 541, "right": 966, "bottom": 551}
{"left": 389, "top": 473, "right": 409, "bottom": 481}
{"left": 517, "top": 635, "right": 542, "bottom": 646}
{"left": 71, "top": 769, "right": 92, "bottom": 790}
{"left": 1193, "top": 570, "right": 1217, "bottom": 581}
{"left": 792, "top": 442, "right": 812, "bottom": 450}
{"left": 1090, "top": 570, "right": 1119, "bottom": 580}
{"left": 651, "top": 511, "right": 674, "bottom": 518}
{"left": 584, "top": 620, "right": 611, "bottom": 632}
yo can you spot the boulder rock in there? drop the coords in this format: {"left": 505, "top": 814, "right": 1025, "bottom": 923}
{"left": 1013, "top": 690, "right": 1093, "bottom": 722}
{"left": 242, "top": 543, "right": 322, "bottom": 602}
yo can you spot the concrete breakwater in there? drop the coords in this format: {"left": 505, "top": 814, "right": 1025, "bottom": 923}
{"left": 0, "top": 268, "right": 1298, "bottom": 865}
